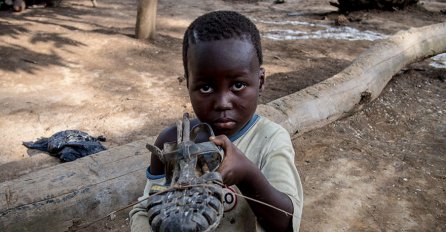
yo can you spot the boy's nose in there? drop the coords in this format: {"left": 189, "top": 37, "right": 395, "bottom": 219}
{"left": 214, "top": 92, "right": 233, "bottom": 111}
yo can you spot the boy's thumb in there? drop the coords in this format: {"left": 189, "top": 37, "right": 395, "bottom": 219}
{"left": 209, "top": 135, "right": 225, "bottom": 147}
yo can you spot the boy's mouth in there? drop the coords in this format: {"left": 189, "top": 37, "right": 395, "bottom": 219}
{"left": 213, "top": 118, "right": 236, "bottom": 130}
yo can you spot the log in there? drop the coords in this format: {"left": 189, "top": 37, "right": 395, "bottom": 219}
{"left": 1, "top": 23, "right": 445, "bottom": 232}
{"left": 0, "top": 138, "right": 155, "bottom": 231}
{"left": 135, "top": 0, "right": 158, "bottom": 40}
{"left": 257, "top": 22, "right": 446, "bottom": 135}
{"left": 0, "top": 153, "right": 59, "bottom": 183}
{"left": 329, "top": 0, "right": 419, "bottom": 12}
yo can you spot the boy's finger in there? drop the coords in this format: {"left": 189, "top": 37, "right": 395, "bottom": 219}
{"left": 209, "top": 135, "right": 229, "bottom": 148}
{"left": 218, "top": 165, "right": 226, "bottom": 177}
{"left": 217, "top": 165, "right": 232, "bottom": 185}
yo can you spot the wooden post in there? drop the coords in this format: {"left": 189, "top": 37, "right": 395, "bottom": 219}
{"left": 135, "top": 0, "right": 158, "bottom": 40}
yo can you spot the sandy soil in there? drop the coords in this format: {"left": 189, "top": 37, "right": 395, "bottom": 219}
{"left": 0, "top": 0, "right": 445, "bottom": 231}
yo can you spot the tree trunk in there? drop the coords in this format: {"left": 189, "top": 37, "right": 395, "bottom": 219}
{"left": 257, "top": 22, "right": 446, "bottom": 135}
{"left": 330, "top": 0, "right": 419, "bottom": 12}
{"left": 1, "top": 22, "right": 445, "bottom": 232}
{"left": 135, "top": 0, "right": 158, "bottom": 40}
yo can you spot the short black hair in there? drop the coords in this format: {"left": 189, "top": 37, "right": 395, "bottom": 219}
{"left": 182, "top": 10, "right": 262, "bottom": 79}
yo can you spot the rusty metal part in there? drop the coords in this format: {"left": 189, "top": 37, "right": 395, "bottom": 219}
{"left": 145, "top": 113, "right": 225, "bottom": 232}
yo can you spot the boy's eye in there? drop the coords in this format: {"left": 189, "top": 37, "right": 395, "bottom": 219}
{"left": 231, "top": 82, "right": 246, "bottom": 91}
{"left": 200, "top": 85, "right": 213, "bottom": 94}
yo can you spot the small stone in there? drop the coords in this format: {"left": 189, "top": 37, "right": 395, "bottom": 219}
{"left": 335, "top": 15, "right": 349, "bottom": 26}
{"left": 109, "top": 212, "right": 116, "bottom": 220}
{"left": 177, "top": 76, "right": 185, "bottom": 84}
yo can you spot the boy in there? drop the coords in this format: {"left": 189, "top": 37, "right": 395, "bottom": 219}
{"left": 130, "top": 11, "right": 303, "bottom": 232}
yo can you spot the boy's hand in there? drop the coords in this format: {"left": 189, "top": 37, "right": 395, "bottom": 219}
{"left": 210, "top": 135, "right": 256, "bottom": 186}
{"left": 210, "top": 135, "right": 294, "bottom": 232}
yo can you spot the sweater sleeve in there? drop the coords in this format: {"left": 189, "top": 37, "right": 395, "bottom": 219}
{"left": 260, "top": 128, "right": 304, "bottom": 231}
{"left": 129, "top": 168, "right": 166, "bottom": 232}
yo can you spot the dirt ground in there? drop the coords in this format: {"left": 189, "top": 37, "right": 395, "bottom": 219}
{"left": 0, "top": 0, "right": 445, "bottom": 231}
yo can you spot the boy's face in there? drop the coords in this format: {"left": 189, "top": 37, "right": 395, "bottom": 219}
{"left": 187, "top": 38, "right": 264, "bottom": 137}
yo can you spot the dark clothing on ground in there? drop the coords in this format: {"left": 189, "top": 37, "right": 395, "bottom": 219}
{"left": 23, "top": 130, "right": 106, "bottom": 162}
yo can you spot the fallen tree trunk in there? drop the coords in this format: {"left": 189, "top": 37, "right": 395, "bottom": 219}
{"left": 1, "top": 22, "right": 445, "bottom": 232}
{"left": 329, "top": 0, "right": 419, "bottom": 12}
{"left": 257, "top": 22, "right": 446, "bottom": 135}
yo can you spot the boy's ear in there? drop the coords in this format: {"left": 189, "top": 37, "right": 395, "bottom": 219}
{"left": 259, "top": 67, "right": 265, "bottom": 92}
